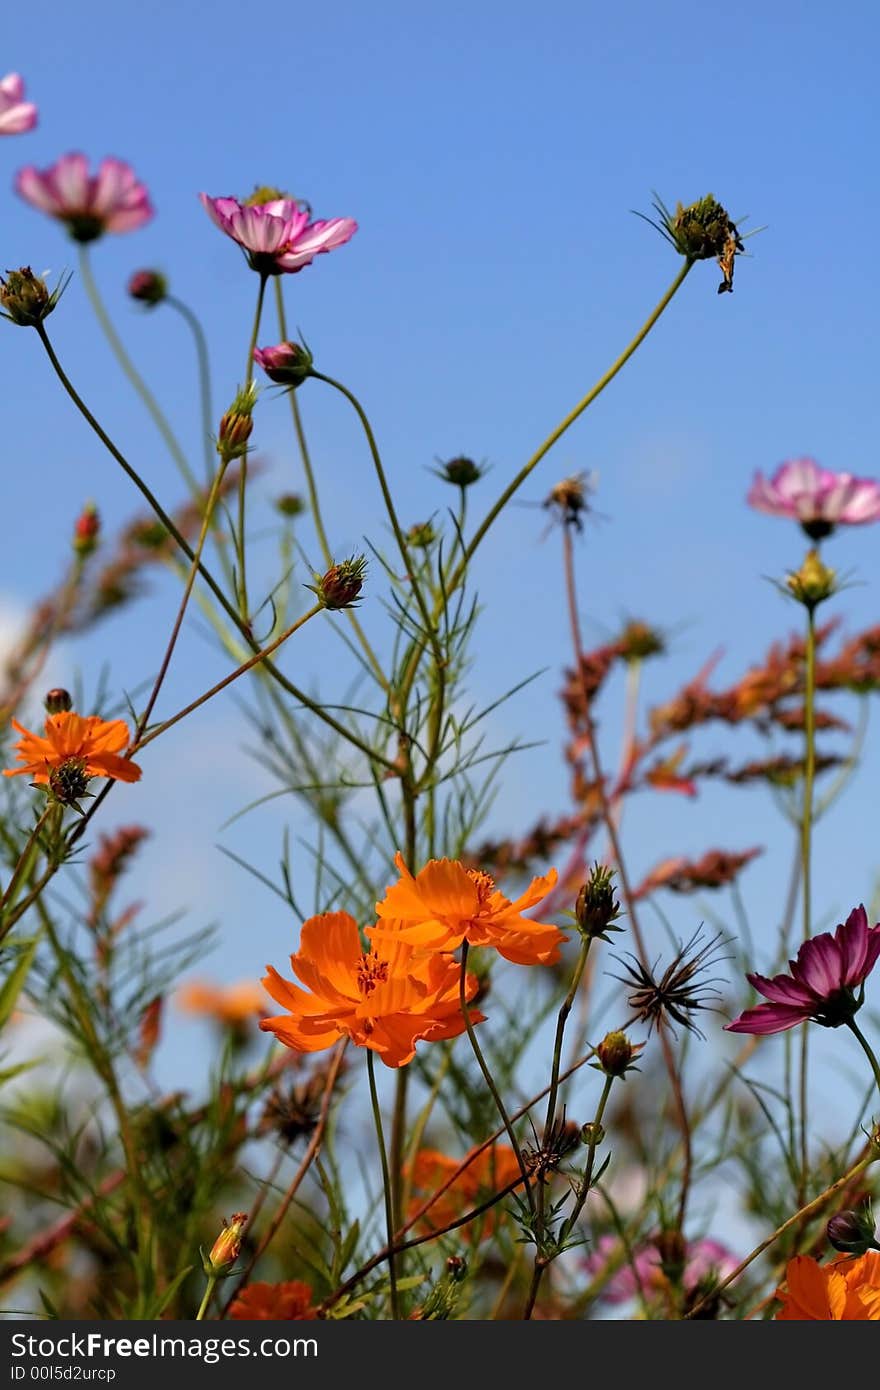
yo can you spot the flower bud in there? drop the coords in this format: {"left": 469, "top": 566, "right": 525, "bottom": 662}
{"left": 73, "top": 502, "right": 100, "bottom": 557}
{"left": 0, "top": 267, "right": 65, "bottom": 327}
{"left": 127, "top": 269, "right": 167, "bottom": 306}
{"left": 275, "top": 492, "right": 306, "bottom": 518}
{"left": 44, "top": 688, "right": 72, "bottom": 714}
{"left": 407, "top": 520, "right": 437, "bottom": 548}
{"left": 786, "top": 549, "right": 837, "bottom": 610}
{"left": 253, "top": 340, "right": 313, "bottom": 388}
{"left": 217, "top": 383, "right": 258, "bottom": 462}
{"left": 204, "top": 1212, "right": 248, "bottom": 1275}
{"left": 575, "top": 863, "right": 621, "bottom": 941}
{"left": 311, "top": 556, "right": 367, "bottom": 610}
{"left": 437, "top": 456, "right": 483, "bottom": 488}
{"left": 654, "top": 1229, "right": 688, "bottom": 1283}
{"left": 826, "top": 1204, "right": 878, "bottom": 1255}
{"left": 596, "top": 1030, "right": 641, "bottom": 1078}
{"left": 618, "top": 619, "right": 665, "bottom": 663}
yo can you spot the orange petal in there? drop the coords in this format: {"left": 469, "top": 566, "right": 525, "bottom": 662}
{"left": 780, "top": 1256, "right": 834, "bottom": 1319}
{"left": 87, "top": 753, "right": 142, "bottom": 783}
{"left": 297, "top": 912, "right": 363, "bottom": 998}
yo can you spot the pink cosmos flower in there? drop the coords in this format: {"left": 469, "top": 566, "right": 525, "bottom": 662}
{"left": 726, "top": 905, "right": 880, "bottom": 1035}
{"left": 0, "top": 74, "right": 37, "bottom": 135}
{"left": 15, "top": 154, "right": 153, "bottom": 242}
{"left": 748, "top": 458, "right": 880, "bottom": 540}
{"left": 584, "top": 1234, "right": 738, "bottom": 1304}
{"left": 199, "top": 193, "right": 357, "bottom": 276}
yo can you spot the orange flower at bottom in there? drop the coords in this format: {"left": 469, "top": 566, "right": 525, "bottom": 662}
{"left": 260, "top": 911, "right": 484, "bottom": 1068}
{"left": 228, "top": 1281, "right": 317, "bottom": 1320}
{"left": 408, "top": 1145, "right": 523, "bottom": 1239}
{"left": 370, "top": 853, "right": 564, "bottom": 965}
{"left": 4, "top": 711, "right": 141, "bottom": 786}
{"left": 775, "top": 1253, "right": 880, "bottom": 1319}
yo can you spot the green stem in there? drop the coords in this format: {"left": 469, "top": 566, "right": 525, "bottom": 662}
{"left": 165, "top": 294, "right": 215, "bottom": 487}
{"left": 798, "top": 604, "right": 817, "bottom": 1202}
{"left": 454, "top": 258, "right": 693, "bottom": 586}
{"left": 847, "top": 1017, "right": 880, "bottom": 1099}
{"left": 273, "top": 284, "right": 388, "bottom": 692}
{"left": 543, "top": 938, "right": 592, "bottom": 1143}
{"left": 367, "top": 1050, "right": 399, "bottom": 1319}
{"left": 196, "top": 1275, "right": 218, "bottom": 1321}
{"left": 459, "top": 943, "right": 534, "bottom": 1214}
{"left": 311, "top": 370, "right": 443, "bottom": 669}
{"left": 0, "top": 805, "right": 53, "bottom": 926}
{"left": 78, "top": 247, "right": 200, "bottom": 498}
{"left": 236, "top": 274, "right": 269, "bottom": 620}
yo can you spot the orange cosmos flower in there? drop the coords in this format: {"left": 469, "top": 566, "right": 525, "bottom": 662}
{"left": 177, "top": 979, "right": 267, "bottom": 1026}
{"left": 370, "top": 853, "right": 563, "bottom": 965}
{"left": 408, "top": 1145, "right": 523, "bottom": 1239}
{"left": 775, "top": 1253, "right": 880, "bottom": 1319}
{"left": 4, "top": 711, "right": 141, "bottom": 790}
{"left": 260, "top": 911, "right": 484, "bottom": 1069}
{"left": 228, "top": 1280, "right": 317, "bottom": 1320}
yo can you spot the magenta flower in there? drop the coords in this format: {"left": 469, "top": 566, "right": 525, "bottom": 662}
{"left": 199, "top": 193, "right": 357, "bottom": 276}
{"left": 726, "top": 905, "right": 880, "bottom": 1035}
{"left": 0, "top": 74, "right": 37, "bottom": 135}
{"left": 748, "top": 458, "right": 880, "bottom": 540}
{"left": 584, "top": 1234, "right": 737, "bottom": 1304}
{"left": 15, "top": 154, "right": 153, "bottom": 242}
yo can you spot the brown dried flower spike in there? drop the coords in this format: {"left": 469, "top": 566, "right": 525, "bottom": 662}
{"left": 612, "top": 930, "right": 730, "bottom": 1038}
{"left": 637, "top": 194, "right": 746, "bottom": 293}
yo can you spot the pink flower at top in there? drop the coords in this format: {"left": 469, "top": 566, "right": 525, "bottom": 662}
{"left": 748, "top": 458, "right": 880, "bottom": 540}
{"left": 199, "top": 193, "right": 357, "bottom": 276}
{"left": 0, "top": 74, "right": 37, "bottom": 135}
{"left": 726, "top": 905, "right": 880, "bottom": 1035}
{"left": 15, "top": 154, "right": 153, "bottom": 242}
{"left": 584, "top": 1234, "right": 738, "bottom": 1304}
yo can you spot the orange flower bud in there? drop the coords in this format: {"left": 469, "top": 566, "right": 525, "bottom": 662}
{"left": 206, "top": 1212, "right": 248, "bottom": 1274}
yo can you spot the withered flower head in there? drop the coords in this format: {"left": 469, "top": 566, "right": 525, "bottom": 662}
{"left": 524, "top": 1113, "right": 582, "bottom": 1182}
{"left": 543, "top": 472, "right": 594, "bottom": 532}
{"left": 638, "top": 193, "right": 746, "bottom": 293}
{"left": 258, "top": 1073, "right": 330, "bottom": 1145}
{"left": 618, "top": 619, "right": 666, "bottom": 663}
{"left": 274, "top": 492, "right": 306, "bottom": 518}
{"left": 612, "top": 930, "right": 730, "bottom": 1038}
{"left": 0, "top": 266, "right": 69, "bottom": 326}
{"left": 434, "top": 455, "right": 485, "bottom": 488}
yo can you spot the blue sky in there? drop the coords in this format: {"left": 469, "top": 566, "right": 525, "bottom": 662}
{"left": 3, "top": 0, "right": 880, "bottom": 1109}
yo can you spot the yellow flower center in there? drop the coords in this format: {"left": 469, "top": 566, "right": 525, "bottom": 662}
{"left": 467, "top": 870, "right": 496, "bottom": 909}
{"left": 357, "top": 952, "right": 390, "bottom": 998}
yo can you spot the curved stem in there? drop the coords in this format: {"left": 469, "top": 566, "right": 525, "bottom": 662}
{"left": 78, "top": 247, "right": 200, "bottom": 498}
{"left": 798, "top": 604, "right": 817, "bottom": 1203}
{"left": 367, "top": 1049, "right": 400, "bottom": 1319}
{"left": 311, "top": 370, "right": 442, "bottom": 669}
{"left": 455, "top": 259, "right": 693, "bottom": 585}
{"left": 165, "top": 294, "right": 215, "bottom": 486}
{"left": 459, "top": 943, "right": 534, "bottom": 1214}
{"left": 847, "top": 1017, "right": 880, "bottom": 1098}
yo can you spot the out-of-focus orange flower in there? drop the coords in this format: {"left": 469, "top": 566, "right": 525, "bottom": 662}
{"left": 260, "top": 911, "right": 483, "bottom": 1069}
{"left": 177, "top": 980, "right": 267, "bottom": 1026}
{"left": 3, "top": 711, "right": 141, "bottom": 784}
{"left": 135, "top": 996, "right": 163, "bottom": 1070}
{"left": 228, "top": 1280, "right": 317, "bottom": 1320}
{"left": 408, "top": 1145, "right": 523, "bottom": 1238}
{"left": 370, "top": 854, "right": 563, "bottom": 966}
{"left": 775, "top": 1253, "right": 880, "bottom": 1319}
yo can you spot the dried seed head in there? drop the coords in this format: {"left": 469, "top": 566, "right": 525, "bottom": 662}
{"left": 612, "top": 931, "right": 731, "bottom": 1038}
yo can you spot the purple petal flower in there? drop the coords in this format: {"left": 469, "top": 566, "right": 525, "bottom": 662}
{"left": 726, "top": 905, "right": 880, "bottom": 1034}
{"left": 584, "top": 1234, "right": 738, "bottom": 1304}
{"left": 199, "top": 193, "right": 357, "bottom": 276}
{"left": 0, "top": 73, "right": 37, "bottom": 135}
{"left": 15, "top": 153, "right": 152, "bottom": 242}
{"left": 747, "top": 458, "right": 880, "bottom": 539}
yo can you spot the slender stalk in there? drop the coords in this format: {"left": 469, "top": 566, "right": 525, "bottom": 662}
{"left": 542, "top": 937, "right": 592, "bottom": 1144}
{"left": 367, "top": 1050, "right": 400, "bottom": 1319}
{"left": 847, "top": 1016, "right": 880, "bottom": 1098}
{"left": 459, "top": 943, "right": 534, "bottom": 1214}
{"left": 311, "top": 370, "right": 442, "bottom": 669}
{"left": 165, "top": 293, "right": 215, "bottom": 485}
{"left": 195, "top": 1276, "right": 217, "bottom": 1321}
{"left": 235, "top": 274, "right": 269, "bottom": 620}
{"left": 798, "top": 604, "right": 817, "bottom": 1203}
{"left": 134, "top": 602, "right": 323, "bottom": 751}
{"left": 454, "top": 259, "right": 693, "bottom": 587}
{"left": 78, "top": 247, "right": 199, "bottom": 498}
{"left": 272, "top": 283, "right": 389, "bottom": 693}
{"left": 0, "top": 805, "right": 54, "bottom": 923}
{"left": 133, "top": 460, "right": 229, "bottom": 740}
